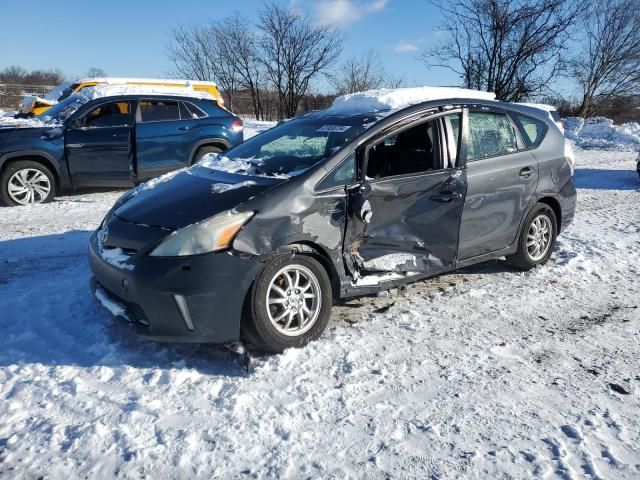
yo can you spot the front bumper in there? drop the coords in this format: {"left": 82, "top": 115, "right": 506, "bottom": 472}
{"left": 89, "top": 232, "right": 263, "bottom": 343}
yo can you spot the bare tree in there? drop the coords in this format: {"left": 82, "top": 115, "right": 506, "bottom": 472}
{"left": 571, "top": 0, "right": 640, "bottom": 117}
{"left": 423, "top": 0, "right": 577, "bottom": 102}
{"left": 213, "top": 14, "right": 267, "bottom": 119}
{"left": 330, "top": 51, "right": 386, "bottom": 95}
{"left": 166, "top": 25, "right": 240, "bottom": 110}
{"left": 258, "top": 3, "right": 343, "bottom": 119}
{"left": 86, "top": 67, "right": 106, "bottom": 78}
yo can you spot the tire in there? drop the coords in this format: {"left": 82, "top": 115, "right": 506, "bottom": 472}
{"left": 193, "top": 145, "right": 223, "bottom": 163}
{"left": 0, "top": 160, "right": 56, "bottom": 206}
{"left": 506, "top": 203, "right": 557, "bottom": 270}
{"left": 242, "top": 255, "right": 333, "bottom": 353}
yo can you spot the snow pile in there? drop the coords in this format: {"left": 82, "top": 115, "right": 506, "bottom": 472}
{"left": 328, "top": 86, "right": 496, "bottom": 114}
{"left": 0, "top": 114, "right": 61, "bottom": 129}
{"left": 564, "top": 116, "right": 640, "bottom": 151}
{"left": 243, "top": 119, "right": 275, "bottom": 138}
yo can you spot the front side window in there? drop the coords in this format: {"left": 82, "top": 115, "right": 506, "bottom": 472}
{"left": 467, "top": 111, "right": 518, "bottom": 160}
{"left": 139, "top": 100, "right": 181, "bottom": 122}
{"left": 317, "top": 153, "right": 356, "bottom": 190}
{"left": 82, "top": 101, "right": 132, "bottom": 128}
{"left": 366, "top": 119, "right": 441, "bottom": 179}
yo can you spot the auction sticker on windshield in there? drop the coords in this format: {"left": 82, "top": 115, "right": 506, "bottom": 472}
{"left": 317, "top": 125, "right": 351, "bottom": 133}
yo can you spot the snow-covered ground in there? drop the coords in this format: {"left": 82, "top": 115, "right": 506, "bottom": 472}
{"left": 0, "top": 145, "right": 639, "bottom": 478}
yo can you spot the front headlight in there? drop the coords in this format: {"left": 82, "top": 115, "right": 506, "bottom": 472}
{"left": 149, "top": 211, "right": 254, "bottom": 257}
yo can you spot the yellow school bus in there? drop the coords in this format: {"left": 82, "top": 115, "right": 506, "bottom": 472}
{"left": 22, "top": 77, "right": 224, "bottom": 116}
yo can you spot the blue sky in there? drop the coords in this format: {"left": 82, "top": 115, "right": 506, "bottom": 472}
{"left": 0, "top": 0, "right": 459, "bottom": 90}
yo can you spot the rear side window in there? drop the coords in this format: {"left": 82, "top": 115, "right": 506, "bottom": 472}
{"left": 139, "top": 100, "right": 181, "bottom": 122}
{"left": 184, "top": 102, "right": 207, "bottom": 119}
{"left": 515, "top": 113, "right": 548, "bottom": 147}
{"left": 467, "top": 112, "right": 518, "bottom": 160}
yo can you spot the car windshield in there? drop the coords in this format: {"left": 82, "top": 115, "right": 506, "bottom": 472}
{"left": 199, "top": 114, "right": 379, "bottom": 177}
{"left": 36, "top": 94, "right": 89, "bottom": 123}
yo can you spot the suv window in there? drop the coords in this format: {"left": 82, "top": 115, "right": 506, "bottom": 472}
{"left": 467, "top": 111, "right": 518, "bottom": 160}
{"left": 367, "top": 119, "right": 441, "bottom": 179}
{"left": 139, "top": 100, "right": 181, "bottom": 122}
{"left": 82, "top": 101, "right": 132, "bottom": 128}
{"left": 515, "top": 113, "right": 547, "bottom": 147}
{"left": 183, "top": 102, "right": 207, "bottom": 119}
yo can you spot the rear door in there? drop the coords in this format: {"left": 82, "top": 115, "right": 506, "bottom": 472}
{"left": 344, "top": 112, "right": 467, "bottom": 277}
{"left": 135, "top": 99, "right": 196, "bottom": 180}
{"left": 65, "top": 100, "right": 135, "bottom": 187}
{"left": 457, "top": 108, "right": 539, "bottom": 260}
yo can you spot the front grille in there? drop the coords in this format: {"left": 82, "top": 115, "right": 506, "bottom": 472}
{"left": 97, "top": 283, "right": 150, "bottom": 327}
{"left": 125, "top": 302, "right": 150, "bottom": 326}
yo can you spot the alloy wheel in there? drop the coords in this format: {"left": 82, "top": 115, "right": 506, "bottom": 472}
{"left": 7, "top": 168, "right": 51, "bottom": 205}
{"left": 265, "top": 264, "right": 321, "bottom": 336}
{"left": 526, "top": 214, "right": 553, "bottom": 261}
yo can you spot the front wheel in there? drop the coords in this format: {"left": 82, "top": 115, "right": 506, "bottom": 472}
{"left": 506, "top": 203, "right": 557, "bottom": 270}
{"left": 242, "top": 255, "right": 332, "bottom": 353}
{"left": 0, "top": 160, "right": 56, "bottom": 206}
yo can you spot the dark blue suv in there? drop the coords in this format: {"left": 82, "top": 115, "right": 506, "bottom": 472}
{"left": 0, "top": 94, "right": 243, "bottom": 206}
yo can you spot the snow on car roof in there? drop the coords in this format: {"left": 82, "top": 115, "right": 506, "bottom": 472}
{"left": 326, "top": 86, "right": 496, "bottom": 114}
{"left": 79, "top": 84, "right": 215, "bottom": 100}
{"left": 79, "top": 77, "right": 218, "bottom": 87}
{"left": 517, "top": 102, "right": 557, "bottom": 112}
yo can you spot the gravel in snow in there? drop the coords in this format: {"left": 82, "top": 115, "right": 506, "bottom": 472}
{"left": 0, "top": 146, "right": 639, "bottom": 478}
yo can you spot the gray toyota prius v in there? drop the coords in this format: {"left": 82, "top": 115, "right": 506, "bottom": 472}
{"left": 90, "top": 95, "right": 577, "bottom": 352}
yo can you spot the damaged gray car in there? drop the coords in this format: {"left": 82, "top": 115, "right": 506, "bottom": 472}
{"left": 89, "top": 97, "right": 577, "bottom": 352}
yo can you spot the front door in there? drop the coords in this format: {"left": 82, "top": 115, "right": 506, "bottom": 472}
{"left": 457, "top": 109, "right": 539, "bottom": 260}
{"left": 65, "top": 100, "right": 135, "bottom": 187}
{"left": 344, "top": 114, "right": 467, "bottom": 277}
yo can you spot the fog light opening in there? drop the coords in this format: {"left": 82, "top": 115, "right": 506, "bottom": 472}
{"left": 173, "top": 294, "right": 195, "bottom": 331}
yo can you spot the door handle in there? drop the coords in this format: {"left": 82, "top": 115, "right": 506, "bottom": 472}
{"left": 178, "top": 126, "right": 190, "bottom": 131}
{"left": 429, "top": 190, "right": 456, "bottom": 203}
{"left": 519, "top": 167, "right": 535, "bottom": 178}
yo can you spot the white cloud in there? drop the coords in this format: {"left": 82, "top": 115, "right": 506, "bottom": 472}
{"left": 315, "top": 0, "right": 388, "bottom": 27}
{"left": 392, "top": 40, "right": 419, "bottom": 53}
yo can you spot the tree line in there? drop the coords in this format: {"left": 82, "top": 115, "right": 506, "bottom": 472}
{"left": 168, "top": 0, "right": 640, "bottom": 120}
{"left": 166, "top": 3, "right": 403, "bottom": 120}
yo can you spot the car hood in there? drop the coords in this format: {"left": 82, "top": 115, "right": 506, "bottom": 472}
{"left": 114, "top": 166, "right": 285, "bottom": 229}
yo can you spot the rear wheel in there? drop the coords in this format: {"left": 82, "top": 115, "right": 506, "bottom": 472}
{"left": 242, "top": 255, "right": 332, "bottom": 353}
{"left": 0, "top": 160, "right": 56, "bottom": 206}
{"left": 506, "top": 203, "right": 557, "bottom": 270}
{"left": 193, "top": 145, "right": 223, "bottom": 163}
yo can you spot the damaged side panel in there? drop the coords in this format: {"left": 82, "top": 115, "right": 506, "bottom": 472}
{"left": 232, "top": 178, "right": 349, "bottom": 280}
{"left": 344, "top": 169, "right": 467, "bottom": 279}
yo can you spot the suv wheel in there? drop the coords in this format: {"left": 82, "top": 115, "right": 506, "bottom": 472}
{"left": 242, "top": 255, "right": 332, "bottom": 353}
{"left": 507, "top": 203, "right": 557, "bottom": 270}
{"left": 0, "top": 160, "right": 56, "bottom": 206}
{"left": 193, "top": 145, "right": 223, "bottom": 163}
